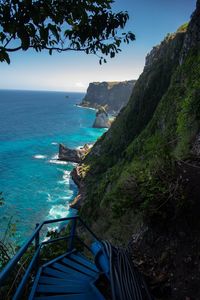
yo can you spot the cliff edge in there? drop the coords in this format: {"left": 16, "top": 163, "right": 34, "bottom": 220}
{"left": 75, "top": 1, "right": 200, "bottom": 298}
{"left": 80, "top": 80, "right": 136, "bottom": 114}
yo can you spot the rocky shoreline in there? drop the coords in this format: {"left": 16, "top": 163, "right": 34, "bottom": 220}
{"left": 57, "top": 102, "right": 109, "bottom": 211}
{"left": 58, "top": 143, "right": 90, "bottom": 210}
{"left": 69, "top": 166, "right": 85, "bottom": 210}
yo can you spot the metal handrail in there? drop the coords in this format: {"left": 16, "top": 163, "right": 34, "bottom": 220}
{"left": 13, "top": 246, "right": 41, "bottom": 300}
{"left": 0, "top": 222, "right": 43, "bottom": 285}
{"left": 0, "top": 215, "right": 99, "bottom": 290}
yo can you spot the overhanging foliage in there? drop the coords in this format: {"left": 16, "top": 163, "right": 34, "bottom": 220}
{"left": 0, "top": 0, "right": 135, "bottom": 63}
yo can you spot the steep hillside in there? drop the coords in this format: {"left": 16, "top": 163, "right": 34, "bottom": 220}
{"left": 75, "top": 1, "right": 200, "bottom": 298}
{"left": 80, "top": 80, "right": 136, "bottom": 114}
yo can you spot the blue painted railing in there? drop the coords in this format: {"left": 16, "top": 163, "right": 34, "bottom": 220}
{"left": 0, "top": 216, "right": 100, "bottom": 300}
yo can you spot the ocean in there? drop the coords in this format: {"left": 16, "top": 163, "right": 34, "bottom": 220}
{"left": 0, "top": 90, "right": 106, "bottom": 244}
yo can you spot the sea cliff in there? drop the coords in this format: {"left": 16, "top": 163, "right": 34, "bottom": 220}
{"left": 73, "top": 1, "right": 200, "bottom": 298}
{"left": 80, "top": 80, "right": 136, "bottom": 114}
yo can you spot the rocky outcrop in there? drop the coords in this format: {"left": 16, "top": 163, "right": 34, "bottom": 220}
{"left": 80, "top": 80, "right": 136, "bottom": 114}
{"left": 58, "top": 143, "right": 91, "bottom": 163}
{"left": 70, "top": 166, "right": 85, "bottom": 210}
{"left": 92, "top": 107, "right": 111, "bottom": 128}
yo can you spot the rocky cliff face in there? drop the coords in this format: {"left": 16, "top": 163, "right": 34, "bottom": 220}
{"left": 80, "top": 80, "right": 136, "bottom": 114}
{"left": 76, "top": 1, "right": 200, "bottom": 298}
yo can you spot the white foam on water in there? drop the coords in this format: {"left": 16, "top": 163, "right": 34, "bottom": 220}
{"left": 51, "top": 142, "right": 58, "bottom": 145}
{"left": 52, "top": 154, "right": 59, "bottom": 159}
{"left": 49, "top": 153, "right": 69, "bottom": 165}
{"left": 46, "top": 226, "right": 59, "bottom": 233}
{"left": 71, "top": 162, "right": 78, "bottom": 167}
{"left": 49, "top": 159, "right": 68, "bottom": 165}
{"left": 58, "top": 170, "right": 71, "bottom": 185}
{"left": 59, "top": 195, "right": 72, "bottom": 201}
{"left": 33, "top": 154, "right": 47, "bottom": 159}
{"left": 42, "top": 226, "right": 59, "bottom": 242}
{"left": 46, "top": 193, "right": 56, "bottom": 203}
{"left": 43, "top": 236, "right": 50, "bottom": 242}
{"left": 47, "top": 226, "right": 59, "bottom": 232}
{"left": 63, "top": 170, "right": 70, "bottom": 180}
{"left": 48, "top": 204, "right": 70, "bottom": 219}
{"left": 75, "top": 105, "right": 96, "bottom": 111}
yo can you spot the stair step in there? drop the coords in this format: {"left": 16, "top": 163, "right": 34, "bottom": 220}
{"left": 52, "top": 262, "right": 95, "bottom": 280}
{"left": 34, "top": 292, "right": 101, "bottom": 300}
{"left": 36, "top": 283, "right": 90, "bottom": 294}
{"left": 38, "top": 276, "right": 88, "bottom": 286}
{"left": 42, "top": 267, "right": 69, "bottom": 279}
{"left": 61, "top": 257, "right": 97, "bottom": 278}
{"left": 70, "top": 253, "right": 99, "bottom": 272}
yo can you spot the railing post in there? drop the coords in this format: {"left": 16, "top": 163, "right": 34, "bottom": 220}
{"left": 35, "top": 223, "right": 40, "bottom": 251}
{"left": 34, "top": 223, "right": 40, "bottom": 272}
{"left": 68, "top": 218, "right": 77, "bottom": 252}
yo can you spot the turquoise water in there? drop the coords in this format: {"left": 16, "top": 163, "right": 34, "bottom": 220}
{"left": 0, "top": 90, "right": 106, "bottom": 244}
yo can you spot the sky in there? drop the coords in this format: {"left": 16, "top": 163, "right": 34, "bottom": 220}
{"left": 0, "top": 0, "right": 197, "bottom": 92}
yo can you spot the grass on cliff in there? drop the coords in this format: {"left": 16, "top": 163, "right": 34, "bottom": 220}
{"left": 81, "top": 46, "right": 200, "bottom": 237}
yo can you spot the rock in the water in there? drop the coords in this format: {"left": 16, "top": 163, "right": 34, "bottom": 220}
{"left": 58, "top": 143, "right": 91, "bottom": 163}
{"left": 93, "top": 107, "right": 111, "bottom": 128}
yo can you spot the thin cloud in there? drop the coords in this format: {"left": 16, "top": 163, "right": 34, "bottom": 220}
{"left": 75, "top": 82, "right": 86, "bottom": 88}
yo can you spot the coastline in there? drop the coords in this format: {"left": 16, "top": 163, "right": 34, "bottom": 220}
{"left": 69, "top": 165, "right": 85, "bottom": 210}
{"left": 75, "top": 104, "right": 97, "bottom": 111}
{"left": 58, "top": 145, "right": 90, "bottom": 211}
{"left": 0, "top": 90, "right": 101, "bottom": 244}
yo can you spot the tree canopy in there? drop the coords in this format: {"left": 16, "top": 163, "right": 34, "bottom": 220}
{"left": 0, "top": 0, "right": 135, "bottom": 64}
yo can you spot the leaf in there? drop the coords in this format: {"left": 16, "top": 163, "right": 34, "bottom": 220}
{"left": 0, "top": 50, "right": 10, "bottom": 64}
{"left": 110, "top": 51, "right": 115, "bottom": 58}
{"left": 48, "top": 24, "right": 59, "bottom": 42}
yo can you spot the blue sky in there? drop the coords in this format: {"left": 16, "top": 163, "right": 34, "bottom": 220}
{"left": 0, "top": 0, "right": 196, "bottom": 92}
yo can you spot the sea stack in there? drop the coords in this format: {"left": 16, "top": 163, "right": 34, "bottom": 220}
{"left": 93, "top": 107, "right": 111, "bottom": 128}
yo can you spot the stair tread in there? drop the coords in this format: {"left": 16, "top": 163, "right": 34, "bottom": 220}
{"left": 42, "top": 267, "right": 69, "bottom": 279}
{"left": 34, "top": 292, "right": 101, "bottom": 300}
{"left": 75, "top": 252, "right": 98, "bottom": 265}
{"left": 38, "top": 276, "right": 88, "bottom": 285}
{"left": 51, "top": 262, "right": 94, "bottom": 280}
{"left": 52, "top": 261, "right": 97, "bottom": 278}
{"left": 61, "top": 257, "right": 98, "bottom": 277}
{"left": 70, "top": 253, "right": 99, "bottom": 272}
{"left": 36, "top": 283, "right": 90, "bottom": 293}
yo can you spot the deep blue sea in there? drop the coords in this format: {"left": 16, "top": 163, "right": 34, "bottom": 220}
{"left": 0, "top": 90, "right": 105, "bottom": 244}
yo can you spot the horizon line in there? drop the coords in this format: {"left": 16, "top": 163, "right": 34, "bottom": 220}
{"left": 0, "top": 88, "right": 86, "bottom": 93}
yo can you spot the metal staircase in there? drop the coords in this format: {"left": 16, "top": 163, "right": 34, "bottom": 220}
{"left": 29, "top": 251, "right": 104, "bottom": 300}
{"left": 0, "top": 216, "right": 153, "bottom": 300}
{"left": 0, "top": 216, "right": 106, "bottom": 300}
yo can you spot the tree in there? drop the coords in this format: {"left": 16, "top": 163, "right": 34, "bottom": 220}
{"left": 0, "top": 0, "right": 135, "bottom": 64}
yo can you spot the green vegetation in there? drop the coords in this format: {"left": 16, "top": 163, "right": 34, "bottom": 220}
{"left": 80, "top": 23, "right": 200, "bottom": 243}
{"left": 177, "top": 22, "right": 189, "bottom": 32}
